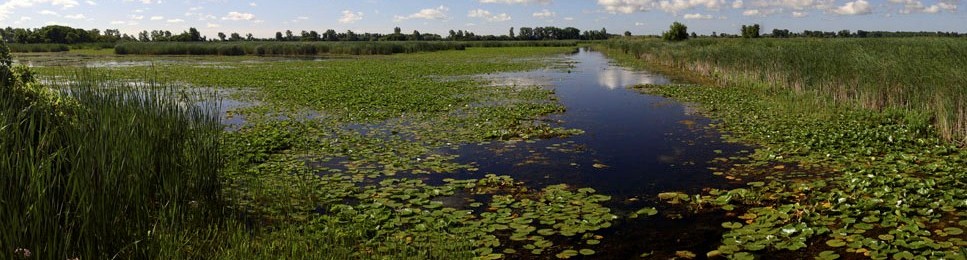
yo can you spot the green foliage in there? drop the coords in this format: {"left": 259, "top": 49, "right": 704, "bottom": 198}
{"left": 741, "top": 24, "right": 760, "bottom": 38}
{"left": 1, "top": 40, "right": 225, "bottom": 259}
{"left": 662, "top": 22, "right": 689, "bottom": 41}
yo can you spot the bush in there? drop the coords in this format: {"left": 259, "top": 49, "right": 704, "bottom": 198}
{"left": 662, "top": 22, "right": 689, "bottom": 41}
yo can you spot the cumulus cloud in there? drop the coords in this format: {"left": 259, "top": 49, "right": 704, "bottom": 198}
{"left": 64, "top": 13, "right": 84, "bottom": 19}
{"left": 206, "top": 23, "right": 220, "bottom": 28}
{"left": 149, "top": 15, "right": 163, "bottom": 20}
{"left": 339, "top": 10, "right": 363, "bottom": 24}
{"left": 0, "top": 0, "right": 80, "bottom": 21}
{"left": 732, "top": 0, "right": 743, "bottom": 8}
{"left": 889, "top": 0, "right": 957, "bottom": 14}
{"left": 532, "top": 9, "right": 556, "bottom": 18}
{"left": 394, "top": 5, "right": 449, "bottom": 21}
{"left": 85, "top": 0, "right": 95, "bottom": 5}
{"left": 597, "top": 0, "right": 726, "bottom": 14}
{"left": 39, "top": 9, "right": 58, "bottom": 16}
{"left": 792, "top": 11, "right": 808, "bottom": 17}
{"left": 222, "top": 11, "right": 255, "bottom": 21}
{"left": 479, "top": 0, "right": 551, "bottom": 4}
{"left": 832, "top": 0, "right": 871, "bottom": 15}
{"left": 166, "top": 18, "right": 183, "bottom": 23}
{"left": 468, "top": 8, "right": 512, "bottom": 21}
{"left": 683, "top": 12, "right": 713, "bottom": 19}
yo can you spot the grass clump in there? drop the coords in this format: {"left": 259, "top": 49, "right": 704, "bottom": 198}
{"left": 1, "top": 40, "right": 225, "bottom": 259}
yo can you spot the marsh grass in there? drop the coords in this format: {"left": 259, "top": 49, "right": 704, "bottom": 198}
{"left": 603, "top": 38, "right": 967, "bottom": 144}
{"left": 113, "top": 41, "right": 577, "bottom": 56}
{"left": 1, "top": 41, "right": 225, "bottom": 258}
{"left": 8, "top": 43, "right": 71, "bottom": 53}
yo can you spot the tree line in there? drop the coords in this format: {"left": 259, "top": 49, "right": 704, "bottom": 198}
{"left": 2, "top": 25, "right": 615, "bottom": 44}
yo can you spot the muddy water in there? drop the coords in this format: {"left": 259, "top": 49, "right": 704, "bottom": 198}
{"left": 455, "top": 48, "right": 749, "bottom": 258}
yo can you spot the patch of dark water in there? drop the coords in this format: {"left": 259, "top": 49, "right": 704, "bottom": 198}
{"left": 445, "top": 48, "right": 752, "bottom": 258}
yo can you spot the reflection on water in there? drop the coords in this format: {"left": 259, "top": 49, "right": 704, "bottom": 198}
{"left": 596, "top": 63, "right": 670, "bottom": 89}
{"left": 452, "top": 48, "right": 748, "bottom": 258}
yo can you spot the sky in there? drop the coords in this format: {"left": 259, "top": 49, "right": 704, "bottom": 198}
{"left": 0, "top": 0, "right": 963, "bottom": 38}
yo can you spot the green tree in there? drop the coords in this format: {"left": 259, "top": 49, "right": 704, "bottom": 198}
{"left": 662, "top": 22, "right": 688, "bottom": 41}
{"left": 217, "top": 32, "right": 226, "bottom": 41}
{"left": 741, "top": 24, "right": 760, "bottom": 38}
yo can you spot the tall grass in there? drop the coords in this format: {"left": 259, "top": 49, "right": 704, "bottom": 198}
{"left": 8, "top": 43, "right": 70, "bottom": 52}
{"left": 603, "top": 37, "right": 967, "bottom": 144}
{"left": 1, "top": 39, "right": 225, "bottom": 258}
{"left": 114, "top": 41, "right": 578, "bottom": 56}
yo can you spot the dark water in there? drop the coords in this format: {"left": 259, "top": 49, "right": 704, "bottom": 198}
{"left": 452, "top": 48, "right": 749, "bottom": 258}
{"left": 456, "top": 48, "right": 745, "bottom": 196}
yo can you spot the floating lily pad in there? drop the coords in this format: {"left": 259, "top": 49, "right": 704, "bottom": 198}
{"left": 825, "top": 239, "right": 847, "bottom": 247}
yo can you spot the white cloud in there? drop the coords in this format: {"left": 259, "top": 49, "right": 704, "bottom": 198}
{"left": 222, "top": 11, "right": 255, "bottom": 21}
{"left": 683, "top": 13, "right": 713, "bottom": 19}
{"left": 479, "top": 0, "right": 551, "bottom": 4}
{"left": 394, "top": 5, "right": 449, "bottom": 21}
{"left": 792, "top": 11, "right": 807, "bottom": 17}
{"left": 742, "top": 9, "right": 760, "bottom": 15}
{"left": 39, "top": 9, "right": 58, "bottom": 16}
{"left": 832, "top": 0, "right": 871, "bottom": 15}
{"left": 149, "top": 15, "right": 163, "bottom": 20}
{"left": 597, "top": 0, "right": 654, "bottom": 14}
{"left": 206, "top": 23, "right": 220, "bottom": 28}
{"left": 732, "top": 0, "right": 743, "bottom": 8}
{"left": 248, "top": 2, "right": 256, "bottom": 7}
{"left": 339, "top": 10, "right": 363, "bottom": 24}
{"left": 659, "top": 0, "right": 726, "bottom": 13}
{"left": 0, "top": 0, "right": 80, "bottom": 21}
{"left": 889, "top": 0, "right": 957, "bottom": 14}
{"left": 563, "top": 16, "right": 574, "bottom": 20}
{"left": 85, "top": 0, "right": 95, "bottom": 5}
{"left": 110, "top": 20, "right": 124, "bottom": 24}
{"left": 634, "top": 22, "right": 645, "bottom": 26}
{"left": 123, "top": 0, "right": 158, "bottom": 4}
{"left": 130, "top": 14, "right": 143, "bottom": 20}
{"left": 532, "top": 9, "right": 555, "bottom": 18}
{"left": 166, "top": 18, "right": 183, "bottom": 23}
{"left": 64, "top": 13, "right": 84, "bottom": 19}
{"left": 468, "top": 8, "right": 512, "bottom": 22}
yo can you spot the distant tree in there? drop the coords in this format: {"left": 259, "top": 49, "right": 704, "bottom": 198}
{"left": 509, "top": 27, "right": 515, "bottom": 39}
{"left": 188, "top": 27, "right": 202, "bottom": 41}
{"left": 229, "top": 32, "right": 242, "bottom": 41}
{"left": 245, "top": 33, "right": 253, "bottom": 41}
{"left": 285, "top": 30, "right": 294, "bottom": 41}
{"left": 394, "top": 27, "right": 402, "bottom": 35}
{"left": 217, "top": 32, "right": 227, "bottom": 41}
{"left": 662, "top": 22, "right": 688, "bottom": 41}
{"left": 690, "top": 32, "right": 697, "bottom": 38}
{"left": 138, "top": 30, "right": 150, "bottom": 41}
{"left": 323, "top": 29, "right": 338, "bottom": 41}
{"left": 624, "top": 31, "right": 632, "bottom": 37}
{"left": 741, "top": 24, "right": 760, "bottom": 38}
{"left": 412, "top": 30, "right": 422, "bottom": 41}
{"left": 275, "top": 32, "right": 283, "bottom": 41}
{"left": 837, "top": 29, "right": 851, "bottom": 38}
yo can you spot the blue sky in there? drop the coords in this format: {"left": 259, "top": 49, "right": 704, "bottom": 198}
{"left": 1, "top": 0, "right": 963, "bottom": 38}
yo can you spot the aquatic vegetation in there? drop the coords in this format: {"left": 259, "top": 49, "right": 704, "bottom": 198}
{"left": 622, "top": 82, "right": 967, "bottom": 258}
{"left": 605, "top": 38, "right": 967, "bottom": 144}
{"left": 1, "top": 40, "right": 225, "bottom": 258}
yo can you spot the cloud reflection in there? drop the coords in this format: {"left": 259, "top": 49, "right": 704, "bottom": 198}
{"left": 596, "top": 66, "right": 669, "bottom": 89}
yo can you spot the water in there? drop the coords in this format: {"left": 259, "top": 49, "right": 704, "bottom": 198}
{"left": 457, "top": 48, "right": 745, "bottom": 196}
{"left": 453, "top": 48, "right": 749, "bottom": 258}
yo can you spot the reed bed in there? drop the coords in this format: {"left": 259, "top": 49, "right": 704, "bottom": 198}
{"left": 8, "top": 43, "right": 71, "bottom": 52}
{"left": 603, "top": 38, "right": 967, "bottom": 144}
{"left": 114, "top": 40, "right": 577, "bottom": 56}
{"left": 2, "top": 40, "right": 225, "bottom": 258}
